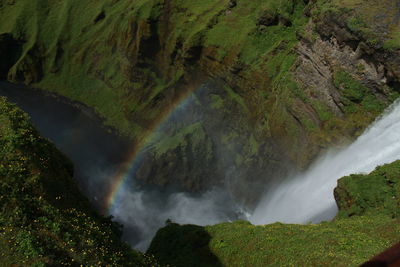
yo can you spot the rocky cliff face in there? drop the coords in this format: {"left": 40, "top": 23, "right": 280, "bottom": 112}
{"left": 0, "top": 0, "right": 399, "bottom": 206}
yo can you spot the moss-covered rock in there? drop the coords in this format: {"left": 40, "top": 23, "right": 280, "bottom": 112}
{"left": 1, "top": 0, "right": 400, "bottom": 265}
{"left": 0, "top": 0, "right": 399, "bottom": 207}
{"left": 148, "top": 222, "right": 222, "bottom": 267}
{"left": 335, "top": 160, "right": 400, "bottom": 218}
{"left": 0, "top": 97, "right": 158, "bottom": 266}
{"left": 136, "top": 122, "right": 217, "bottom": 191}
{"left": 149, "top": 161, "right": 400, "bottom": 266}
{"left": 149, "top": 215, "right": 400, "bottom": 267}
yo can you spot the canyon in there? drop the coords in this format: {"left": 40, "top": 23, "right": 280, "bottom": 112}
{"left": 1, "top": 0, "right": 400, "bottom": 266}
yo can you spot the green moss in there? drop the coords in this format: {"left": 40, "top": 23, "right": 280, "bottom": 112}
{"left": 0, "top": 0, "right": 310, "bottom": 140}
{"left": 148, "top": 223, "right": 222, "bottom": 267}
{"left": 249, "top": 135, "right": 259, "bottom": 156}
{"left": 0, "top": 0, "right": 398, "bottom": 205}
{"left": 0, "top": 97, "right": 158, "bottom": 266}
{"left": 150, "top": 122, "right": 209, "bottom": 157}
{"left": 223, "top": 84, "right": 247, "bottom": 111}
{"left": 150, "top": 215, "right": 400, "bottom": 267}
{"left": 0, "top": 0, "right": 167, "bottom": 137}
{"left": 334, "top": 70, "right": 366, "bottom": 103}
{"left": 383, "top": 23, "right": 400, "bottom": 50}
{"left": 333, "top": 69, "right": 386, "bottom": 116}
{"left": 316, "top": 0, "right": 400, "bottom": 49}
{"left": 312, "top": 101, "right": 334, "bottom": 122}
{"left": 149, "top": 160, "right": 400, "bottom": 266}
{"left": 346, "top": 16, "right": 367, "bottom": 33}
{"left": 210, "top": 94, "right": 224, "bottom": 109}
{"left": 335, "top": 160, "right": 400, "bottom": 218}
{"left": 210, "top": 216, "right": 399, "bottom": 266}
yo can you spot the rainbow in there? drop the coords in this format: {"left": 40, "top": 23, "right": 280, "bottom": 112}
{"left": 103, "top": 86, "right": 198, "bottom": 214}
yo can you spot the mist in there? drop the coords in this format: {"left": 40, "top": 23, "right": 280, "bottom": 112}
{"left": 0, "top": 82, "right": 128, "bottom": 209}
{"left": 251, "top": 99, "right": 400, "bottom": 225}
{"left": 4, "top": 80, "right": 400, "bottom": 252}
{"left": 111, "top": 187, "right": 241, "bottom": 251}
{"left": 0, "top": 82, "right": 244, "bottom": 251}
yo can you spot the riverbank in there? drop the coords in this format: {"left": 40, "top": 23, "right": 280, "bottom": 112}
{"left": 0, "top": 96, "right": 159, "bottom": 266}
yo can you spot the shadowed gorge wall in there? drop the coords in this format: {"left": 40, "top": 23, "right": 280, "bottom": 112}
{"left": 0, "top": 96, "right": 159, "bottom": 266}
{"left": 1, "top": 0, "right": 400, "bottom": 265}
{"left": 0, "top": 0, "right": 400, "bottom": 206}
{"left": 0, "top": 33, "right": 22, "bottom": 80}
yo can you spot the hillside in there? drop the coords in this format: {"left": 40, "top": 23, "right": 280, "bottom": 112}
{"left": 148, "top": 160, "right": 400, "bottom": 266}
{"left": 0, "top": 97, "right": 158, "bottom": 266}
{"left": 1, "top": 0, "right": 399, "bottom": 205}
{"left": 1, "top": 0, "right": 400, "bottom": 265}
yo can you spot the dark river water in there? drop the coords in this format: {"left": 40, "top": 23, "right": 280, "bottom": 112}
{"left": 0, "top": 81, "right": 241, "bottom": 250}
{"left": 2, "top": 79, "right": 396, "bottom": 252}
{"left": 0, "top": 81, "right": 129, "bottom": 210}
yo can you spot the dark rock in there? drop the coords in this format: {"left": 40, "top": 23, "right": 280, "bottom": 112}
{"left": 0, "top": 34, "right": 23, "bottom": 80}
{"left": 257, "top": 10, "right": 279, "bottom": 27}
{"left": 94, "top": 11, "right": 106, "bottom": 23}
{"left": 279, "top": 16, "right": 292, "bottom": 27}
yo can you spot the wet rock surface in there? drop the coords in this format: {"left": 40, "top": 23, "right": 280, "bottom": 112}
{"left": 0, "top": 0, "right": 400, "bottom": 208}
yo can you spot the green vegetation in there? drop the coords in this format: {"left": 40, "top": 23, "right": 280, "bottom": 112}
{"left": 333, "top": 69, "right": 384, "bottom": 113}
{"left": 310, "top": 69, "right": 394, "bottom": 141}
{"left": 148, "top": 223, "right": 222, "bottom": 267}
{"left": 1, "top": 0, "right": 398, "bottom": 173}
{"left": 150, "top": 122, "right": 212, "bottom": 159}
{"left": 150, "top": 216, "right": 400, "bottom": 267}
{"left": 335, "top": 160, "right": 400, "bottom": 218}
{"left": 383, "top": 28, "right": 400, "bottom": 50}
{"left": 1, "top": 0, "right": 400, "bottom": 265}
{"left": 0, "top": 97, "right": 158, "bottom": 266}
{"left": 0, "top": 0, "right": 310, "bottom": 141}
{"left": 315, "top": 0, "right": 400, "bottom": 49}
{"left": 149, "top": 161, "right": 400, "bottom": 266}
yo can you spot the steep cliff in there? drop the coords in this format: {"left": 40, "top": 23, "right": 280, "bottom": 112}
{"left": 0, "top": 97, "right": 158, "bottom": 265}
{"left": 0, "top": 0, "right": 399, "bottom": 205}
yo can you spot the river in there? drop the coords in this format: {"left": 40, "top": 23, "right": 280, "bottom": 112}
{"left": 4, "top": 81, "right": 400, "bottom": 250}
{"left": 0, "top": 81, "right": 240, "bottom": 250}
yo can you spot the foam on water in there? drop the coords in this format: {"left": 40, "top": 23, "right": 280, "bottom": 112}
{"left": 251, "top": 100, "right": 400, "bottom": 225}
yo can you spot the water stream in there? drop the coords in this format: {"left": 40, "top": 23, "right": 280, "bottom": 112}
{"left": 3, "top": 81, "right": 400, "bottom": 250}
{"left": 251, "top": 100, "right": 400, "bottom": 225}
{"left": 0, "top": 82, "right": 240, "bottom": 250}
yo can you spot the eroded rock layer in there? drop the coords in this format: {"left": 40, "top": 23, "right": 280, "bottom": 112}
{"left": 0, "top": 0, "right": 399, "bottom": 205}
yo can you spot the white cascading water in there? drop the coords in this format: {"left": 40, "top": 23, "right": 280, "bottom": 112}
{"left": 251, "top": 100, "right": 400, "bottom": 225}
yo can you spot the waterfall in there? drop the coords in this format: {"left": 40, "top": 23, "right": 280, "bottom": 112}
{"left": 251, "top": 100, "right": 400, "bottom": 225}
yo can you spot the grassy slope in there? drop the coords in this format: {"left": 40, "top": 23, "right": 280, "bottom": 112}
{"left": 0, "top": 1, "right": 399, "bottom": 265}
{"left": 149, "top": 161, "right": 400, "bottom": 266}
{"left": 307, "top": 0, "right": 400, "bottom": 142}
{"left": 0, "top": 97, "right": 158, "bottom": 266}
{"left": 315, "top": 0, "right": 400, "bottom": 49}
{"left": 0, "top": 0, "right": 308, "bottom": 136}
{"left": 0, "top": 0, "right": 397, "bottom": 168}
{"left": 335, "top": 160, "right": 400, "bottom": 218}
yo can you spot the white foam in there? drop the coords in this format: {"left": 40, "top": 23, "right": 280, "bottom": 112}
{"left": 251, "top": 100, "right": 400, "bottom": 225}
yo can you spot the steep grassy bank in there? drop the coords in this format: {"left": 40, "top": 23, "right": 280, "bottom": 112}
{"left": 148, "top": 161, "right": 400, "bottom": 266}
{"left": 0, "top": 97, "right": 158, "bottom": 266}
{"left": 1, "top": 1, "right": 400, "bottom": 265}
{"left": 0, "top": 0, "right": 399, "bottom": 203}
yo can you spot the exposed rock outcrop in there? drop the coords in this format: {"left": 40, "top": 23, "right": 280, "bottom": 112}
{"left": 1, "top": 0, "right": 400, "bottom": 207}
{"left": 0, "top": 33, "right": 22, "bottom": 80}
